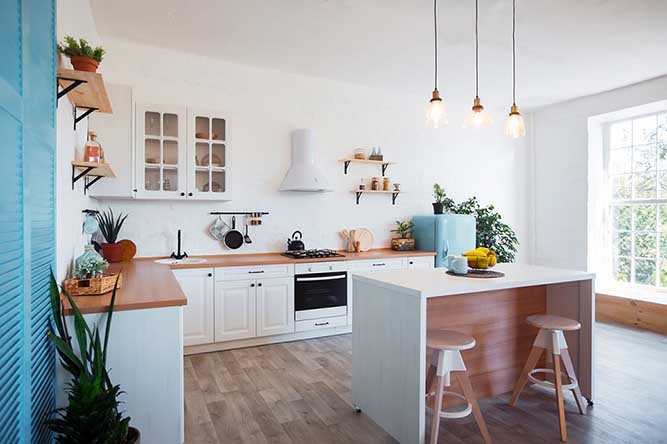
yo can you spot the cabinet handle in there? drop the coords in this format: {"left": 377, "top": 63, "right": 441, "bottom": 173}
{"left": 314, "top": 322, "right": 329, "bottom": 327}
{"left": 180, "top": 192, "right": 185, "bottom": 196}
{"left": 207, "top": 273, "right": 212, "bottom": 277}
{"left": 372, "top": 263, "right": 386, "bottom": 267}
{"left": 409, "top": 261, "right": 414, "bottom": 265}
{"left": 248, "top": 270, "right": 264, "bottom": 274}
{"left": 250, "top": 283, "right": 255, "bottom": 287}
{"left": 188, "top": 192, "right": 193, "bottom": 197}
{"left": 258, "top": 283, "right": 263, "bottom": 287}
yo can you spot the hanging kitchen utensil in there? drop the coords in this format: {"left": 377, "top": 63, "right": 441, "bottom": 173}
{"left": 287, "top": 231, "right": 305, "bottom": 251}
{"left": 223, "top": 216, "right": 244, "bottom": 249}
{"left": 244, "top": 221, "right": 252, "bottom": 244}
{"left": 209, "top": 215, "right": 228, "bottom": 241}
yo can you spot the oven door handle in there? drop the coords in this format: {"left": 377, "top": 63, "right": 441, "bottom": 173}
{"left": 296, "top": 274, "right": 347, "bottom": 282}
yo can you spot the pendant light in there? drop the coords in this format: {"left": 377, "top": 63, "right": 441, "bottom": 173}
{"left": 504, "top": 0, "right": 526, "bottom": 138}
{"left": 463, "top": 0, "right": 492, "bottom": 128}
{"left": 425, "top": 0, "right": 448, "bottom": 128}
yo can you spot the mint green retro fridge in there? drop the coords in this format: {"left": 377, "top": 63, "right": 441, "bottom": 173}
{"left": 411, "top": 214, "right": 476, "bottom": 268}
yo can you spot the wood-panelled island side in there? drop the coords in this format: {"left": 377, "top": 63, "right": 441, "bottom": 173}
{"left": 351, "top": 263, "right": 595, "bottom": 444}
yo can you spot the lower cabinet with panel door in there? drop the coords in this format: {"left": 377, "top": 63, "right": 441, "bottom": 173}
{"left": 173, "top": 268, "right": 215, "bottom": 346}
{"left": 256, "top": 277, "right": 294, "bottom": 337}
{"left": 215, "top": 279, "right": 257, "bottom": 342}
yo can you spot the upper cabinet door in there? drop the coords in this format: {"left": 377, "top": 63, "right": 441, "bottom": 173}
{"left": 186, "top": 108, "right": 231, "bottom": 200}
{"left": 135, "top": 103, "right": 187, "bottom": 200}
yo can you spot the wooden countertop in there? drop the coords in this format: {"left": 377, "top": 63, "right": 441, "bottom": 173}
{"left": 62, "top": 260, "right": 187, "bottom": 315}
{"left": 167, "top": 248, "right": 435, "bottom": 269}
{"left": 63, "top": 249, "right": 434, "bottom": 315}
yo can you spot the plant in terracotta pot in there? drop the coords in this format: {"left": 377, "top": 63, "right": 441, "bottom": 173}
{"left": 97, "top": 208, "right": 128, "bottom": 263}
{"left": 391, "top": 220, "right": 416, "bottom": 251}
{"left": 47, "top": 271, "right": 140, "bottom": 443}
{"left": 58, "top": 36, "right": 105, "bottom": 73}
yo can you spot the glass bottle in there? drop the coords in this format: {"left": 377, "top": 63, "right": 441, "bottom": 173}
{"left": 371, "top": 177, "right": 380, "bottom": 190}
{"left": 84, "top": 131, "right": 102, "bottom": 163}
{"left": 74, "top": 244, "right": 106, "bottom": 278}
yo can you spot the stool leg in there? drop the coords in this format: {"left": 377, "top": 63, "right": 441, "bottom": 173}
{"left": 429, "top": 374, "right": 445, "bottom": 444}
{"left": 552, "top": 354, "right": 568, "bottom": 442}
{"left": 426, "top": 362, "right": 437, "bottom": 397}
{"left": 509, "top": 346, "right": 543, "bottom": 406}
{"left": 456, "top": 371, "right": 492, "bottom": 444}
{"left": 560, "top": 348, "right": 586, "bottom": 415}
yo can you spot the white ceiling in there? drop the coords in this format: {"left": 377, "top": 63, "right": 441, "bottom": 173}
{"left": 90, "top": 0, "right": 667, "bottom": 109}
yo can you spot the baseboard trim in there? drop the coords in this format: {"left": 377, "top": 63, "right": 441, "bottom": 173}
{"left": 596, "top": 293, "right": 667, "bottom": 334}
{"left": 184, "top": 325, "right": 352, "bottom": 355}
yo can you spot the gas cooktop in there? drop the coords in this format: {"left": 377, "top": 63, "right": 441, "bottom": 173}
{"left": 282, "top": 249, "right": 346, "bottom": 259}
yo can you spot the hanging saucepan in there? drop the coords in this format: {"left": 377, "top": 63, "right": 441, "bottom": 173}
{"left": 224, "top": 216, "right": 244, "bottom": 249}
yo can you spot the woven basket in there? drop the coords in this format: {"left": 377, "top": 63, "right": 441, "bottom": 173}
{"left": 62, "top": 273, "right": 123, "bottom": 296}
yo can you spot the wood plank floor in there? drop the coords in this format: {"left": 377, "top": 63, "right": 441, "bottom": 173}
{"left": 185, "top": 322, "right": 667, "bottom": 443}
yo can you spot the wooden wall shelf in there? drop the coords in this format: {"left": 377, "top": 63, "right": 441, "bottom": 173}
{"left": 57, "top": 68, "right": 113, "bottom": 130}
{"left": 71, "top": 161, "right": 116, "bottom": 194}
{"left": 339, "top": 158, "right": 397, "bottom": 176}
{"left": 352, "top": 190, "right": 401, "bottom": 205}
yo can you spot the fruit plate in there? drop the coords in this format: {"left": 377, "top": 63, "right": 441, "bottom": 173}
{"left": 446, "top": 269, "right": 505, "bottom": 279}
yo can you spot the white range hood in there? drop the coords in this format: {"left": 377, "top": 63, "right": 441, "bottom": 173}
{"left": 279, "top": 129, "right": 332, "bottom": 192}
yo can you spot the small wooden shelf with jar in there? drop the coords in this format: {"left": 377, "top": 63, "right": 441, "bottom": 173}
{"left": 71, "top": 161, "right": 116, "bottom": 194}
{"left": 352, "top": 190, "right": 402, "bottom": 205}
{"left": 339, "top": 158, "right": 397, "bottom": 176}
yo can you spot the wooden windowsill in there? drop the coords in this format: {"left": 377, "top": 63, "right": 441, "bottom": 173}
{"left": 596, "top": 282, "right": 667, "bottom": 306}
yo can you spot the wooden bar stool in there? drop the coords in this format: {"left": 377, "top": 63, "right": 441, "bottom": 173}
{"left": 509, "top": 314, "right": 586, "bottom": 442}
{"left": 425, "top": 330, "right": 491, "bottom": 444}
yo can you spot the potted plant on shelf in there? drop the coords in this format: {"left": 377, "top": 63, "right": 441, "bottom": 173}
{"left": 97, "top": 208, "right": 128, "bottom": 263}
{"left": 57, "top": 36, "right": 105, "bottom": 73}
{"left": 391, "top": 220, "right": 416, "bottom": 251}
{"left": 47, "top": 271, "right": 140, "bottom": 443}
{"left": 432, "top": 183, "right": 455, "bottom": 214}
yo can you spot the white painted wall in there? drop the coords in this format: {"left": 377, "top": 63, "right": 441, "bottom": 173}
{"left": 91, "top": 38, "right": 531, "bottom": 261}
{"left": 532, "top": 75, "right": 667, "bottom": 270}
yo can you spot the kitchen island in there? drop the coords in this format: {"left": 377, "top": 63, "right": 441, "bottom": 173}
{"left": 351, "top": 263, "right": 595, "bottom": 444}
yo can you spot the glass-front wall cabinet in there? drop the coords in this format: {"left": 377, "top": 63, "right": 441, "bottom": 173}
{"left": 136, "top": 104, "right": 187, "bottom": 199}
{"left": 187, "top": 109, "right": 230, "bottom": 200}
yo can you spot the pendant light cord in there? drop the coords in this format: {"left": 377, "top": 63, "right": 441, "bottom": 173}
{"left": 475, "top": 0, "right": 479, "bottom": 97}
{"left": 512, "top": 0, "right": 516, "bottom": 104}
{"left": 434, "top": 0, "right": 438, "bottom": 91}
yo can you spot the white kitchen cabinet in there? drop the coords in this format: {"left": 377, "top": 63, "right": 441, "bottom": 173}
{"left": 89, "top": 84, "right": 135, "bottom": 199}
{"left": 135, "top": 103, "right": 188, "bottom": 199}
{"left": 186, "top": 108, "right": 231, "bottom": 200}
{"left": 173, "top": 268, "right": 214, "bottom": 346}
{"left": 407, "top": 256, "right": 434, "bottom": 270}
{"left": 215, "top": 279, "right": 257, "bottom": 342}
{"left": 256, "top": 277, "right": 294, "bottom": 337}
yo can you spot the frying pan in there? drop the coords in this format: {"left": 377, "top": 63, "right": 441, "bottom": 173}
{"left": 224, "top": 216, "right": 244, "bottom": 249}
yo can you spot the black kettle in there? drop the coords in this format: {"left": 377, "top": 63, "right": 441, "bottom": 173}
{"left": 287, "top": 231, "right": 305, "bottom": 251}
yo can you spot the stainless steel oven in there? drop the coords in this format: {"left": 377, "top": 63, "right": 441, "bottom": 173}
{"left": 294, "top": 271, "right": 348, "bottom": 321}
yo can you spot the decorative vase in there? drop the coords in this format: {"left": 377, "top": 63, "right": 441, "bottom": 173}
{"left": 433, "top": 202, "right": 444, "bottom": 214}
{"left": 101, "top": 242, "right": 123, "bottom": 263}
{"left": 70, "top": 56, "right": 99, "bottom": 73}
{"left": 391, "top": 238, "right": 416, "bottom": 251}
{"left": 74, "top": 244, "right": 105, "bottom": 278}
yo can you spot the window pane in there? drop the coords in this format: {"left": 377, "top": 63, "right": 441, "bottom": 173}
{"left": 634, "top": 204, "right": 656, "bottom": 230}
{"left": 658, "top": 113, "right": 667, "bottom": 142}
{"left": 612, "top": 205, "right": 632, "bottom": 230}
{"left": 613, "top": 256, "right": 631, "bottom": 283}
{"left": 633, "top": 172, "right": 656, "bottom": 198}
{"left": 634, "top": 258, "right": 656, "bottom": 285}
{"left": 660, "top": 233, "right": 667, "bottom": 258}
{"left": 612, "top": 231, "right": 631, "bottom": 256}
{"left": 660, "top": 261, "right": 667, "bottom": 287}
{"left": 610, "top": 121, "right": 631, "bottom": 148}
{"left": 634, "top": 232, "right": 656, "bottom": 258}
{"left": 660, "top": 205, "right": 667, "bottom": 231}
{"left": 633, "top": 115, "right": 657, "bottom": 145}
{"left": 632, "top": 144, "right": 656, "bottom": 172}
{"left": 612, "top": 174, "right": 631, "bottom": 199}
{"left": 610, "top": 147, "right": 632, "bottom": 174}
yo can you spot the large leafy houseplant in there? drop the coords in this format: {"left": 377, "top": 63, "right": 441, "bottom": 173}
{"left": 47, "top": 271, "right": 139, "bottom": 443}
{"left": 436, "top": 188, "right": 520, "bottom": 263}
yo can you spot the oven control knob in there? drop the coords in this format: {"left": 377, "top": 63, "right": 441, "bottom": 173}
{"left": 329, "top": 266, "right": 333, "bottom": 270}
{"left": 308, "top": 267, "right": 312, "bottom": 272}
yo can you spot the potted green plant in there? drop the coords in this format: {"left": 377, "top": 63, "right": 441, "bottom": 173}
{"left": 58, "top": 36, "right": 105, "bottom": 73}
{"left": 97, "top": 208, "right": 128, "bottom": 263}
{"left": 47, "top": 271, "right": 140, "bottom": 443}
{"left": 432, "top": 183, "right": 455, "bottom": 214}
{"left": 391, "top": 220, "right": 416, "bottom": 251}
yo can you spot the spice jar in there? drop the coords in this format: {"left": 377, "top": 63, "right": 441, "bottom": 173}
{"left": 383, "top": 177, "right": 391, "bottom": 191}
{"left": 371, "top": 177, "right": 380, "bottom": 191}
{"left": 84, "top": 131, "right": 101, "bottom": 163}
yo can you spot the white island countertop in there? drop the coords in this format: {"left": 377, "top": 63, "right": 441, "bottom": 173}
{"left": 353, "top": 263, "right": 595, "bottom": 298}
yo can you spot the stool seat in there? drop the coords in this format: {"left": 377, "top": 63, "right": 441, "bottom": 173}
{"left": 526, "top": 314, "right": 581, "bottom": 331}
{"left": 426, "top": 329, "right": 476, "bottom": 351}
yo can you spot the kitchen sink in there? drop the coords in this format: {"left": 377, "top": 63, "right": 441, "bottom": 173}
{"left": 154, "top": 257, "right": 207, "bottom": 265}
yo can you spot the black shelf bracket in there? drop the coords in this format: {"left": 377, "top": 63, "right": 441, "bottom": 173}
{"left": 355, "top": 191, "right": 363, "bottom": 205}
{"left": 73, "top": 106, "right": 97, "bottom": 131}
{"left": 354, "top": 191, "right": 400, "bottom": 205}
{"left": 84, "top": 175, "right": 103, "bottom": 194}
{"left": 392, "top": 192, "right": 399, "bottom": 205}
{"left": 382, "top": 163, "right": 390, "bottom": 176}
{"left": 344, "top": 160, "right": 351, "bottom": 174}
{"left": 72, "top": 165, "right": 93, "bottom": 190}
{"left": 57, "top": 76, "right": 87, "bottom": 102}
{"left": 72, "top": 165, "right": 103, "bottom": 195}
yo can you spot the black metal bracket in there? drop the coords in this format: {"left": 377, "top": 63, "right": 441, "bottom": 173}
{"left": 209, "top": 212, "right": 269, "bottom": 216}
{"left": 57, "top": 76, "right": 87, "bottom": 102}
{"left": 72, "top": 165, "right": 94, "bottom": 190}
{"left": 355, "top": 191, "right": 400, "bottom": 205}
{"left": 343, "top": 160, "right": 390, "bottom": 176}
{"left": 82, "top": 209, "right": 99, "bottom": 214}
{"left": 73, "top": 106, "right": 97, "bottom": 131}
{"left": 72, "top": 165, "right": 103, "bottom": 195}
{"left": 355, "top": 191, "right": 362, "bottom": 205}
{"left": 84, "top": 175, "right": 103, "bottom": 194}
{"left": 344, "top": 160, "right": 351, "bottom": 174}
{"left": 382, "top": 163, "right": 390, "bottom": 176}
{"left": 392, "top": 192, "right": 399, "bottom": 205}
